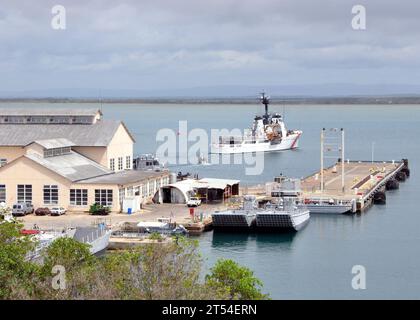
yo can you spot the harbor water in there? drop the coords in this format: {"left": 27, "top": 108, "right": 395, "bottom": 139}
{"left": 4, "top": 102, "right": 420, "bottom": 299}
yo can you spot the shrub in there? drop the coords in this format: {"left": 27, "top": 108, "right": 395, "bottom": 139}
{"left": 148, "top": 232, "right": 164, "bottom": 242}
{"left": 205, "top": 258, "right": 269, "bottom": 300}
{"left": 89, "top": 203, "right": 110, "bottom": 215}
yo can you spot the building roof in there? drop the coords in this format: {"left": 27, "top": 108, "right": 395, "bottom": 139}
{"left": 164, "top": 178, "right": 240, "bottom": 194}
{"left": 25, "top": 151, "right": 112, "bottom": 182}
{"left": 199, "top": 178, "right": 240, "bottom": 189}
{"left": 0, "top": 108, "right": 101, "bottom": 116}
{"left": 0, "top": 120, "right": 133, "bottom": 146}
{"left": 78, "top": 169, "right": 169, "bottom": 185}
{"left": 29, "top": 138, "right": 76, "bottom": 149}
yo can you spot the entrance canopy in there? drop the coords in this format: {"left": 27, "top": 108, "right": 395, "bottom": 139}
{"left": 155, "top": 178, "right": 240, "bottom": 204}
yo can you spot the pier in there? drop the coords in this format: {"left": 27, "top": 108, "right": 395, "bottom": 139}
{"left": 301, "top": 159, "right": 409, "bottom": 213}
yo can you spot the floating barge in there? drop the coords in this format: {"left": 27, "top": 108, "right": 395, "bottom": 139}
{"left": 300, "top": 159, "right": 410, "bottom": 213}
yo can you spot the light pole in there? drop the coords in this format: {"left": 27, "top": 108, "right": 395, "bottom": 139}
{"left": 341, "top": 128, "right": 345, "bottom": 193}
{"left": 320, "top": 128, "right": 325, "bottom": 193}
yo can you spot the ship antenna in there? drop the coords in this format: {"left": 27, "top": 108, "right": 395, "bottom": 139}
{"left": 260, "top": 91, "right": 270, "bottom": 118}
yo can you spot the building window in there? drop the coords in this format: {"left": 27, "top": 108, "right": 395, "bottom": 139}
{"left": 17, "top": 185, "right": 32, "bottom": 203}
{"left": 0, "top": 185, "right": 6, "bottom": 203}
{"left": 0, "top": 159, "right": 7, "bottom": 167}
{"left": 118, "top": 157, "right": 123, "bottom": 171}
{"left": 126, "top": 187, "right": 134, "bottom": 197}
{"left": 43, "top": 185, "right": 58, "bottom": 205}
{"left": 44, "top": 147, "right": 71, "bottom": 158}
{"left": 95, "top": 189, "right": 113, "bottom": 206}
{"left": 126, "top": 156, "right": 131, "bottom": 169}
{"left": 142, "top": 184, "right": 147, "bottom": 197}
{"left": 110, "top": 158, "right": 115, "bottom": 171}
{"left": 70, "top": 189, "right": 88, "bottom": 206}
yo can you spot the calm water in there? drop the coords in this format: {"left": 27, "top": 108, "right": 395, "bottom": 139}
{"left": 3, "top": 102, "right": 420, "bottom": 299}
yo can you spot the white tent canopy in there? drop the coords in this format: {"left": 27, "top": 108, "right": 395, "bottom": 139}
{"left": 155, "top": 178, "right": 240, "bottom": 204}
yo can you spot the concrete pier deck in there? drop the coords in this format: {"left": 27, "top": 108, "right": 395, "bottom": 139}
{"left": 301, "top": 159, "right": 408, "bottom": 212}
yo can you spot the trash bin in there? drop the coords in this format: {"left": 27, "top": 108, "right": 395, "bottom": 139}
{"left": 127, "top": 208, "right": 132, "bottom": 215}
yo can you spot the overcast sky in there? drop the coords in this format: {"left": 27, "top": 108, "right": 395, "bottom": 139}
{"left": 1, "top": 0, "right": 420, "bottom": 96}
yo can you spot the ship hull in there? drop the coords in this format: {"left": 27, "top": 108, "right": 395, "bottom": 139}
{"left": 300, "top": 204, "right": 353, "bottom": 214}
{"left": 211, "top": 212, "right": 256, "bottom": 229}
{"left": 211, "top": 132, "right": 302, "bottom": 154}
{"left": 256, "top": 210, "right": 310, "bottom": 231}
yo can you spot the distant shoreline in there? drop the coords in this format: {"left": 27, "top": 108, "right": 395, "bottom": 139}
{"left": 1, "top": 96, "right": 420, "bottom": 105}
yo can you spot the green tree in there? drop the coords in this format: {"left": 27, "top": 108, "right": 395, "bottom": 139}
{"left": 205, "top": 258, "right": 269, "bottom": 300}
{"left": 0, "top": 221, "right": 37, "bottom": 299}
{"left": 0, "top": 225, "right": 265, "bottom": 300}
{"left": 42, "top": 237, "right": 92, "bottom": 273}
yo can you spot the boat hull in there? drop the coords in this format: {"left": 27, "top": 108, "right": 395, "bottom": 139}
{"left": 89, "top": 230, "right": 112, "bottom": 254}
{"left": 211, "top": 132, "right": 302, "bottom": 154}
{"left": 211, "top": 212, "right": 256, "bottom": 229}
{"left": 256, "top": 210, "right": 310, "bottom": 231}
{"left": 302, "top": 204, "right": 353, "bottom": 214}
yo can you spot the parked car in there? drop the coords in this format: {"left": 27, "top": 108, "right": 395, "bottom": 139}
{"left": 35, "top": 207, "right": 51, "bottom": 216}
{"left": 187, "top": 197, "right": 202, "bottom": 207}
{"left": 12, "top": 203, "right": 34, "bottom": 216}
{"left": 50, "top": 207, "right": 66, "bottom": 216}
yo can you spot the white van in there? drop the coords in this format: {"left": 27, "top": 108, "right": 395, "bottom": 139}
{"left": 12, "top": 203, "right": 34, "bottom": 216}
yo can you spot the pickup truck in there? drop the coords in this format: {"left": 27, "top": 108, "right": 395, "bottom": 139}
{"left": 187, "top": 197, "right": 202, "bottom": 207}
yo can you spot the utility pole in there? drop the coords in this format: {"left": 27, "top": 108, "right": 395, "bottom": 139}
{"left": 371, "top": 141, "right": 375, "bottom": 164}
{"left": 320, "top": 128, "right": 325, "bottom": 193}
{"left": 320, "top": 128, "right": 345, "bottom": 194}
{"left": 341, "top": 128, "right": 345, "bottom": 193}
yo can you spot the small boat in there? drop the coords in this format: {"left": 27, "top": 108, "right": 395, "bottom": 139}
{"left": 74, "top": 225, "right": 112, "bottom": 254}
{"left": 133, "top": 154, "right": 163, "bottom": 171}
{"left": 210, "top": 92, "right": 302, "bottom": 154}
{"left": 136, "top": 221, "right": 189, "bottom": 236}
{"left": 301, "top": 198, "right": 356, "bottom": 214}
{"left": 197, "top": 154, "right": 210, "bottom": 166}
{"left": 256, "top": 198, "right": 310, "bottom": 231}
{"left": 26, "top": 227, "right": 77, "bottom": 262}
{"left": 269, "top": 176, "right": 356, "bottom": 214}
{"left": 211, "top": 195, "right": 257, "bottom": 229}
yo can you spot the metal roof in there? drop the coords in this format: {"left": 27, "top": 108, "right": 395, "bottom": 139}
{"left": 164, "top": 178, "right": 240, "bottom": 193}
{"left": 78, "top": 169, "right": 169, "bottom": 185}
{"left": 199, "top": 178, "right": 240, "bottom": 189}
{"left": 0, "top": 120, "right": 129, "bottom": 146}
{"left": 25, "top": 151, "right": 112, "bottom": 182}
{"left": 0, "top": 108, "right": 101, "bottom": 116}
{"left": 29, "top": 138, "right": 76, "bottom": 149}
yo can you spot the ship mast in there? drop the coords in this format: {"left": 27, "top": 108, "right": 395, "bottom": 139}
{"left": 260, "top": 91, "right": 270, "bottom": 124}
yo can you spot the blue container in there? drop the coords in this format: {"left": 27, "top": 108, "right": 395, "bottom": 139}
{"left": 127, "top": 208, "right": 132, "bottom": 215}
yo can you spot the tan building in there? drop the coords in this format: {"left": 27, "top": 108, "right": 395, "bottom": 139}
{"left": 0, "top": 108, "right": 170, "bottom": 213}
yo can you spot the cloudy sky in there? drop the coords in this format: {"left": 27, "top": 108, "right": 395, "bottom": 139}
{"left": 1, "top": 0, "right": 420, "bottom": 96}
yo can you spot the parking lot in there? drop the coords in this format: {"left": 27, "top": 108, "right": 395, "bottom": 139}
{"left": 17, "top": 203, "right": 227, "bottom": 230}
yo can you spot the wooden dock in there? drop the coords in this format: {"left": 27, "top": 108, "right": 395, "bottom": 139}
{"left": 301, "top": 159, "right": 410, "bottom": 213}
{"left": 184, "top": 217, "right": 213, "bottom": 235}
